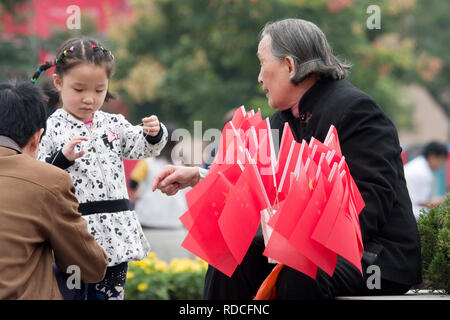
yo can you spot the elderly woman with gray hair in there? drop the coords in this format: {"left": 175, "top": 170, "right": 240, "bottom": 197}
{"left": 153, "top": 18, "right": 422, "bottom": 299}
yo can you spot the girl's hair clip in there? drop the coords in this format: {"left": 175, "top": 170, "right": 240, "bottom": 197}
{"left": 92, "top": 44, "right": 114, "bottom": 59}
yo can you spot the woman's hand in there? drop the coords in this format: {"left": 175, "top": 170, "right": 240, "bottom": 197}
{"left": 152, "top": 165, "right": 200, "bottom": 196}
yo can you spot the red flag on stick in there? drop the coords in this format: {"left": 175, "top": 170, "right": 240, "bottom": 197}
{"left": 270, "top": 164, "right": 312, "bottom": 239}
{"left": 180, "top": 171, "right": 238, "bottom": 276}
{"left": 322, "top": 176, "right": 363, "bottom": 274}
{"left": 288, "top": 176, "right": 338, "bottom": 277}
{"left": 324, "top": 125, "right": 342, "bottom": 158}
{"left": 219, "top": 161, "right": 269, "bottom": 263}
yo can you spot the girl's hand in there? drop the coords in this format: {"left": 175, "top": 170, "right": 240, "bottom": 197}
{"left": 62, "top": 136, "right": 88, "bottom": 161}
{"left": 142, "top": 115, "right": 160, "bottom": 137}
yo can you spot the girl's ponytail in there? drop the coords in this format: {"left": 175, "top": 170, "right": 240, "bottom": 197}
{"left": 31, "top": 60, "right": 55, "bottom": 83}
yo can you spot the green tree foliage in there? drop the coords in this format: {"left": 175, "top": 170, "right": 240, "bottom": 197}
{"left": 0, "top": 0, "right": 29, "bottom": 13}
{"left": 405, "top": 0, "right": 450, "bottom": 117}
{"left": 111, "top": 0, "right": 418, "bottom": 131}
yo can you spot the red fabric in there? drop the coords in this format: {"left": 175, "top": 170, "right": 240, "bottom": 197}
{"left": 289, "top": 176, "right": 338, "bottom": 277}
{"left": 218, "top": 163, "right": 268, "bottom": 263}
{"left": 180, "top": 171, "right": 238, "bottom": 277}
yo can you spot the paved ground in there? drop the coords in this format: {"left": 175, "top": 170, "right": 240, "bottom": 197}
{"left": 142, "top": 227, "right": 193, "bottom": 262}
{"left": 338, "top": 290, "right": 450, "bottom": 300}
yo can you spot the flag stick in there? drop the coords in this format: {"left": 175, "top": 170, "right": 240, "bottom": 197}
{"left": 338, "top": 156, "right": 346, "bottom": 170}
{"left": 328, "top": 162, "right": 338, "bottom": 183}
{"left": 326, "top": 150, "right": 336, "bottom": 164}
{"left": 294, "top": 140, "right": 307, "bottom": 176}
{"left": 278, "top": 140, "right": 296, "bottom": 193}
{"left": 315, "top": 153, "right": 325, "bottom": 182}
{"left": 324, "top": 125, "right": 335, "bottom": 145}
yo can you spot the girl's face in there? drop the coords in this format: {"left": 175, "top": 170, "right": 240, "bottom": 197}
{"left": 53, "top": 63, "right": 109, "bottom": 122}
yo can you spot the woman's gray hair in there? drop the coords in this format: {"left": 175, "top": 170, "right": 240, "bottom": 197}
{"left": 261, "top": 18, "right": 351, "bottom": 84}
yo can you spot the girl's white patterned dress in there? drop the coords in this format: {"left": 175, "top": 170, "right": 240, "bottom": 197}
{"left": 38, "top": 109, "right": 168, "bottom": 266}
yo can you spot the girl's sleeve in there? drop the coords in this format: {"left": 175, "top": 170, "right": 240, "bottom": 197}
{"left": 117, "top": 114, "right": 168, "bottom": 160}
{"left": 38, "top": 127, "right": 56, "bottom": 162}
{"left": 38, "top": 125, "right": 75, "bottom": 169}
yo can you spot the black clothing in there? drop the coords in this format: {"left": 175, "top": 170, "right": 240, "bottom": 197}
{"left": 271, "top": 78, "right": 422, "bottom": 286}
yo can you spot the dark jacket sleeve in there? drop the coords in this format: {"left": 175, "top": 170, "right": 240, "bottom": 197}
{"left": 40, "top": 172, "right": 108, "bottom": 283}
{"left": 336, "top": 98, "right": 402, "bottom": 246}
{"left": 45, "top": 149, "right": 75, "bottom": 170}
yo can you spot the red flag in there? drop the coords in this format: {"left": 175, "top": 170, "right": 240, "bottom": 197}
{"left": 183, "top": 214, "right": 238, "bottom": 276}
{"left": 288, "top": 175, "right": 338, "bottom": 276}
{"left": 276, "top": 124, "right": 303, "bottom": 200}
{"left": 343, "top": 162, "right": 365, "bottom": 214}
{"left": 240, "top": 109, "right": 263, "bottom": 132}
{"left": 276, "top": 123, "right": 295, "bottom": 173}
{"left": 293, "top": 140, "right": 309, "bottom": 177}
{"left": 323, "top": 181, "right": 363, "bottom": 274}
{"left": 271, "top": 164, "right": 312, "bottom": 239}
{"left": 180, "top": 170, "right": 239, "bottom": 276}
{"left": 182, "top": 162, "right": 243, "bottom": 231}
{"left": 324, "top": 125, "right": 342, "bottom": 157}
{"left": 309, "top": 137, "right": 332, "bottom": 164}
{"left": 210, "top": 122, "right": 235, "bottom": 170}
{"left": 210, "top": 124, "right": 246, "bottom": 176}
{"left": 218, "top": 162, "right": 269, "bottom": 263}
{"left": 254, "top": 119, "right": 277, "bottom": 205}
{"left": 310, "top": 168, "right": 345, "bottom": 246}
{"left": 244, "top": 127, "right": 259, "bottom": 161}
{"left": 263, "top": 227, "right": 318, "bottom": 279}
{"left": 231, "top": 105, "right": 246, "bottom": 128}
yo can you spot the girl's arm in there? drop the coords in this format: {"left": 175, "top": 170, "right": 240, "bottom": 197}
{"left": 38, "top": 129, "right": 85, "bottom": 169}
{"left": 117, "top": 114, "right": 168, "bottom": 160}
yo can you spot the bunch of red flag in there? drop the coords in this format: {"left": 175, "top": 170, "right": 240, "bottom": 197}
{"left": 179, "top": 106, "right": 365, "bottom": 278}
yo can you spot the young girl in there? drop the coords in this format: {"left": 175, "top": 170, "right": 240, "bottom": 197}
{"left": 33, "top": 37, "right": 168, "bottom": 300}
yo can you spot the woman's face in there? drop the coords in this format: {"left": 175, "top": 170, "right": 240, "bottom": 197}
{"left": 257, "top": 35, "right": 296, "bottom": 111}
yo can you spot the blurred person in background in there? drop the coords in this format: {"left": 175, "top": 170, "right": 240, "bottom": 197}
{"left": 130, "top": 126, "right": 187, "bottom": 228}
{"left": 404, "top": 141, "right": 448, "bottom": 220}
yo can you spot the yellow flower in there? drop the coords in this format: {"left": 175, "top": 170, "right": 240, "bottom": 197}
{"left": 170, "top": 258, "right": 197, "bottom": 273}
{"left": 126, "top": 271, "right": 135, "bottom": 280}
{"left": 134, "top": 259, "right": 151, "bottom": 268}
{"left": 148, "top": 252, "right": 156, "bottom": 259}
{"left": 154, "top": 260, "right": 169, "bottom": 272}
{"left": 137, "top": 283, "right": 148, "bottom": 292}
{"left": 143, "top": 267, "right": 152, "bottom": 274}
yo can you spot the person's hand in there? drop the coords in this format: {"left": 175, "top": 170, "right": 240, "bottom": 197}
{"left": 152, "top": 165, "right": 200, "bottom": 196}
{"left": 427, "top": 196, "right": 445, "bottom": 208}
{"left": 62, "top": 136, "right": 88, "bottom": 161}
{"left": 142, "top": 115, "right": 160, "bottom": 137}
